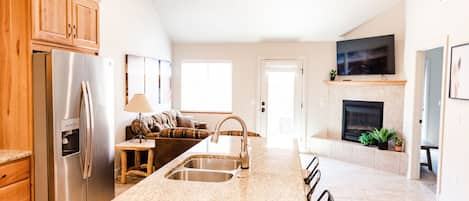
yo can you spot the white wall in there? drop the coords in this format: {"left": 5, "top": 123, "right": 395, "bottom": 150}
{"left": 172, "top": 42, "right": 335, "bottom": 137}
{"left": 99, "top": 0, "right": 171, "bottom": 145}
{"left": 403, "top": 0, "right": 469, "bottom": 200}
{"left": 342, "top": 0, "right": 406, "bottom": 80}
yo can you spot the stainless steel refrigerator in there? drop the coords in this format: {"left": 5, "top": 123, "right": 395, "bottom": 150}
{"left": 33, "top": 50, "right": 115, "bottom": 201}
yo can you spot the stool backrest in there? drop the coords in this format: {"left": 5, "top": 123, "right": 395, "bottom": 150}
{"left": 306, "top": 169, "right": 321, "bottom": 201}
{"left": 306, "top": 156, "right": 319, "bottom": 171}
{"left": 317, "top": 190, "right": 334, "bottom": 201}
{"left": 304, "top": 156, "right": 319, "bottom": 184}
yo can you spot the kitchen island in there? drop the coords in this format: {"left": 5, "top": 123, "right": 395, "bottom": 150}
{"left": 113, "top": 136, "right": 306, "bottom": 201}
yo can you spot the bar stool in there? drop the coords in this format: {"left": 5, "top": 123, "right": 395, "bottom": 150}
{"left": 304, "top": 156, "right": 319, "bottom": 184}
{"left": 306, "top": 169, "right": 321, "bottom": 201}
{"left": 317, "top": 190, "right": 334, "bottom": 201}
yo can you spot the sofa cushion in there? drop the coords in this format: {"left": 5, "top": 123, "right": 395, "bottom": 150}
{"left": 160, "top": 128, "right": 210, "bottom": 139}
{"left": 217, "top": 130, "right": 261, "bottom": 137}
{"left": 176, "top": 116, "right": 195, "bottom": 128}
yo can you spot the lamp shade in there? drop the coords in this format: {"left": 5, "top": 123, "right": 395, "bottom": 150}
{"left": 125, "top": 94, "right": 154, "bottom": 113}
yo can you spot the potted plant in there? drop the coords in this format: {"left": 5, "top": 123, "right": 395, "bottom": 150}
{"left": 394, "top": 136, "right": 404, "bottom": 152}
{"left": 358, "top": 133, "right": 375, "bottom": 146}
{"left": 329, "top": 69, "right": 337, "bottom": 81}
{"left": 367, "top": 128, "right": 396, "bottom": 150}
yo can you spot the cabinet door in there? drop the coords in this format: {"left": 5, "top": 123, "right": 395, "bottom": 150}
{"left": 32, "top": 0, "right": 73, "bottom": 45}
{"left": 72, "top": 0, "right": 99, "bottom": 50}
{"left": 0, "top": 179, "right": 30, "bottom": 201}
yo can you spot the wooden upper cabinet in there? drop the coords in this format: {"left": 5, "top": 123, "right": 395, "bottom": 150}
{"left": 72, "top": 0, "right": 99, "bottom": 49}
{"left": 32, "top": 0, "right": 99, "bottom": 51}
{"left": 32, "top": 0, "right": 73, "bottom": 46}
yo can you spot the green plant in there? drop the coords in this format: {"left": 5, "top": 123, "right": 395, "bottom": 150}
{"left": 359, "top": 133, "right": 375, "bottom": 146}
{"left": 329, "top": 69, "right": 337, "bottom": 78}
{"left": 394, "top": 136, "right": 403, "bottom": 146}
{"left": 368, "top": 128, "right": 396, "bottom": 143}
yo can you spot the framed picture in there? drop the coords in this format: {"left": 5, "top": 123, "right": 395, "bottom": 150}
{"left": 125, "top": 55, "right": 145, "bottom": 104}
{"left": 125, "top": 54, "right": 160, "bottom": 106}
{"left": 144, "top": 57, "right": 160, "bottom": 109}
{"left": 450, "top": 43, "right": 469, "bottom": 100}
{"left": 159, "top": 60, "right": 172, "bottom": 109}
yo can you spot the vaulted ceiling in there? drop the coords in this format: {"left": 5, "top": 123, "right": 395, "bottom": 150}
{"left": 153, "top": 0, "right": 401, "bottom": 43}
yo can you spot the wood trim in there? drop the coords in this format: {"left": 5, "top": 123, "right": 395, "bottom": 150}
{"left": 32, "top": 40, "right": 98, "bottom": 55}
{"left": 324, "top": 80, "right": 407, "bottom": 86}
{"left": 181, "top": 111, "right": 233, "bottom": 115}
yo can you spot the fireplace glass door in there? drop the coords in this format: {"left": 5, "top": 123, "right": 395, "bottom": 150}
{"left": 342, "top": 100, "right": 384, "bottom": 142}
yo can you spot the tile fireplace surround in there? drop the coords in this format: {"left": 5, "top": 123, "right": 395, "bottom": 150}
{"left": 310, "top": 82, "right": 408, "bottom": 175}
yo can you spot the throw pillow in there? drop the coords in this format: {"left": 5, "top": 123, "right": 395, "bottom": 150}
{"left": 176, "top": 116, "right": 195, "bottom": 128}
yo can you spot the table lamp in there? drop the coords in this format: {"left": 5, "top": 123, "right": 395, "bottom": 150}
{"left": 125, "top": 94, "right": 154, "bottom": 143}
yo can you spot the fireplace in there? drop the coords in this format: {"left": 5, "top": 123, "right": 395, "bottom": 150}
{"left": 342, "top": 100, "right": 384, "bottom": 142}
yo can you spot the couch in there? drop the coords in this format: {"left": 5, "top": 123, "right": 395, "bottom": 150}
{"left": 125, "top": 110, "right": 210, "bottom": 169}
{"left": 125, "top": 110, "right": 261, "bottom": 170}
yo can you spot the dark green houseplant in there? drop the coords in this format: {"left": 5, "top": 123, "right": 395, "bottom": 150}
{"left": 367, "top": 128, "right": 396, "bottom": 150}
{"left": 329, "top": 69, "right": 337, "bottom": 81}
{"left": 358, "top": 133, "right": 375, "bottom": 146}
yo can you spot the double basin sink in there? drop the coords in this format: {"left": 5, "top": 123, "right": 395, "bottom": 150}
{"left": 165, "top": 155, "right": 241, "bottom": 182}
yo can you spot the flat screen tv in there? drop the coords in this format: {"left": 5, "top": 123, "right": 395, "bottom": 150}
{"left": 337, "top": 35, "right": 395, "bottom": 75}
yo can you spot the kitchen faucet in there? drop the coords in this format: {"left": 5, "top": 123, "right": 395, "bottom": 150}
{"left": 211, "top": 115, "right": 249, "bottom": 169}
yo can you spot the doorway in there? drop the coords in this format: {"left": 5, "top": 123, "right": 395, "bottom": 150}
{"left": 419, "top": 47, "right": 444, "bottom": 192}
{"left": 258, "top": 59, "right": 305, "bottom": 146}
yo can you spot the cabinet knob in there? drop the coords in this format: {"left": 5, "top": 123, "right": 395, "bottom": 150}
{"left": 1, "top": 174, "right": 6, "bottom": 179}
{"left": 73, "top": 25, "right": 77, "bottom": 38}
{"left": 68, "top": 24, "right": 72, "bottom": 37}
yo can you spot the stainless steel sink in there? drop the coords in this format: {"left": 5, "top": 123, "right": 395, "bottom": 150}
{"left": 166, "top": 170, "right": 234, "bottom": 182}
{"left": 183, "top": 157, "right": 241, "bottom": 171}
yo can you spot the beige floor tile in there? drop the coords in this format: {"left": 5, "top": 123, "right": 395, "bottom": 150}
{"left": 300, "top": 154, "right": 436, "bottom": 201}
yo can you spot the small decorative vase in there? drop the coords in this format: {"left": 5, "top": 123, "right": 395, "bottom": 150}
{"left": 395, "top": 146, "right": 403, "bottom": 152}
{"left": 377, "top": 142, "right": 388, "bottom": 150}
{"left": 330, "top": 76, "right": 336, "bottom": 81}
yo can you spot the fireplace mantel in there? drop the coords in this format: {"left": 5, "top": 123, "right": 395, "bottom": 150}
{"left": 324, "top": 80, "right": 407, "bottom": 86}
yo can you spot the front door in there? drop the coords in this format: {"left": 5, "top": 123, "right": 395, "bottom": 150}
{"left": 259, "top": 59, "right": 305, "bottom": 146}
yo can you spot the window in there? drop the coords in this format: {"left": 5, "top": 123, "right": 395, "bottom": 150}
{"left": 181, "top": 61, "right": 232, "bottom": 112}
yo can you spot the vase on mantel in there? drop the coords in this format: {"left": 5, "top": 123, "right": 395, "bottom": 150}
{"left": 377, "top": 142, "right": 388, "bottom": 150}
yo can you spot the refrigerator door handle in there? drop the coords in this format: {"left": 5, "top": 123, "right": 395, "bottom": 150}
{"left": 85, "top": 81, "right": 94, "bottom": 178}
{"left": 81, "top": 81, "right": 92, "bottom": 179}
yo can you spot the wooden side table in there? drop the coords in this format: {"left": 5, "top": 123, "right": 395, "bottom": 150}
{"left": 115, "top": 139, "right": 155, "bottom": 184}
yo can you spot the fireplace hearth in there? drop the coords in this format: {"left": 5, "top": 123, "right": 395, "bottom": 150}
{"left": 342, "top": 100, "right": 384, "bottom": 142}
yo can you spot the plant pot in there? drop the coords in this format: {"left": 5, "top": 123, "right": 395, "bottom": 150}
{"left": 377, "top": 142, "right": 388, "bottom": 150}
{"left": 330, "top": 76, "right": 336, "bottom": 81}
{"left": 395, "top": 146, "right": 403, "bottom": 152}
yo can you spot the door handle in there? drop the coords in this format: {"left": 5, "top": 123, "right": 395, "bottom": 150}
{"left": 80, "top": 81, "right": 93, "bottom": 179}
{"left": 261, "top": 101, "right": 265, "bottom": 112}
{"left": 85, "top": 81, "right": 94, "bottom": 178}
{"left": 261, "top": 107, "right": 265, "bottom": 112}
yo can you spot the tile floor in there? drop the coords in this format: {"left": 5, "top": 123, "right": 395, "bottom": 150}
{"left": 300, "top": 154, "right": 437, "bottom": 201}
{"left": 115, "top": 175, "right": 144, "bottom": 196}
{"left": 115, "top": 154, "right": 437, "bottom": 201}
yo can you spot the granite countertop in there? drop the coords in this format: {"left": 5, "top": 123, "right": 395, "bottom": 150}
{"left": 0, "top": 150, "right": 32, "bottom": 165}
{"left": 113, "top": 136, "right": 306, "bottom": 201}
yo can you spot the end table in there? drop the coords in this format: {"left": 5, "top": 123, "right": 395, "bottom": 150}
{"left": 115, "top": 139, "right": 155, "bottom": 184}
